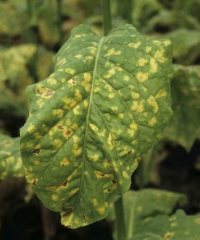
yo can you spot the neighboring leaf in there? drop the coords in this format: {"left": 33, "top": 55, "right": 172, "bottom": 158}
{"left": 107, "top": 189, "right": 187, "bottom": 239}
{"left": 111, "top": 189, "right": 200, "bottom": 240}
{"left": 0, "top": 134, "right": 24, "bottom": 180}
{"left": 35, "top": 47, "right": 54, "bottom": 82}
{"left": 0, "top": 2, "right": 26, "bottom": 37}
{"left": 135, "top": 140, "right": 168, "bottom": 188}
{"left": 165, "top": 29, "right": 200, "bottom": 65}
{"left": 0, "top": 44, "right": 37, "bottom": 115}
{"left": 38, "top": 2, "right": 61, "bottom": 48}
{"left": 164, "top": 65, "right": 200, "bottom": 151}
{"left": 20, "top": 24, "right": 173, "bottom": 228}
{"left": 138, "top": 210, "right": 200, "bottom": 240}
{"left": 129, "top": 233, "right": 164, "bottom": 240}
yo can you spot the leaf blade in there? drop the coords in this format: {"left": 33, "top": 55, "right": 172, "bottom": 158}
{"left": 20, "top": 24, "right": 173, "bottom": 228}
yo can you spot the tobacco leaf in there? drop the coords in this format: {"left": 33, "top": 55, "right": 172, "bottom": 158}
{"left": 20, "top": 24, "right": 173, "bottom": 228}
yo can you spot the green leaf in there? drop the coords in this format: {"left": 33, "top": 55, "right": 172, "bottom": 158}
{"left": 165, "top": 29, "right": 200, "bottom": 65}
{"left": 0, "top": 2, "right": 26, "bottom": 37}
{"left": 111, "top": 190, "right": 200, "bottom": 240}
{"left": 107, "top": 189, "right": 187, "bottom": 239}
{"left": 164, "top": 65, "right": 200, "bottom": 151}
{"left": 20, "top": 24, "right": 173, "bottom": 228}
{"left": 0, "top": 134, "right": 24, "bottom": 180}
{"left": 138, "top": 209, "right": 200, "bottom": 240}
{"left": 129, "top": 233, "right": 164, "bottom": 240}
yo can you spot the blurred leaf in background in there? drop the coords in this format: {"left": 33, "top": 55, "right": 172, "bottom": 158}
{"left": 164, "top": 65, "right": 200, "bottom": 151}
{"left": 0, "top": 134, "right": 24, "bottom": 180}
{"left": 108, "top": 189, "right": 190, "bottom": 240}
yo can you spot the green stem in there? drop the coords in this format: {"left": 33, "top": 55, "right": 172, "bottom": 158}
{"left": 114, "top": 196, "right": 126, "bottom": 240}
{"left": 56, "top": 0, "right": 62, "bottom": 41}
{"left": 27, "top": 0, "right": 32, "bottom": 17}
{"left": 101, "top": 0, "right": 112, "bottom": 35}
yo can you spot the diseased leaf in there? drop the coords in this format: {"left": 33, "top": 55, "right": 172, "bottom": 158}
{"left": 20, "top": 24, "right": 173, "bottom": 228}
{"left": 0, "top": 134, "right": 24, "bottom": 180}
{"left": 129, "top": 233, "right": 164, "bottom": 240}
{"left": 164, "top": 65, "right": 200, "bottom": 151}
{"left": 123, "top": 190, "right": 200, "bottom": 240}
{"left": 0, "top": 2, "right": 25, "bottom": 37}
{"left": 165, "top": 29, "right": 200, "bottom": 65}
{"left": 138, "top": 209, "right": 200, "bottom": 240}
{"left": 107, "top": 189, "right": 187, "bottom": 240}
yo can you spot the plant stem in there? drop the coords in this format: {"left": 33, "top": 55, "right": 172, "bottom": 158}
{"left": 114, "top": 196, "right": 126, "bottom": 240}
{"left": 101, "top": 0, "right": 112, "bottom": 35}
{"left": 56, "top": 0, "right": 62, "bottom": 41}
{"left": 27, "top": 0, "right": 32, "bottom": 17}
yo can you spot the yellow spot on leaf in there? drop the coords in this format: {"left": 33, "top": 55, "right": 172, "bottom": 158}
{"left": 147, "top": 96, "right": 159, "bottom": 113}
{"left": 33, "top": 160, "right": 41, "bottom": 165}
{"left": 128, "top": 41, "right": 141, "bottom": 49}
{"left": 65, "top": 68, "right": 75, "bottom": 75}
{"left": 138, "top": 58, "right": 148, "bottom": 66}
{"left": 73, "top": 105, "right": 82, "bottom": 115}
{"left": 107, "top": 132, "right": 114, "bottom": 149}
{"left": 47, "top": 78, "right": 57, "bottom": 85}
{"left": 52, "top": 109, "right": 64, "bottom": 118}
{"left": 90, "top": 154, "right": 99, "bottom": 162}
{"left": 52, "top": 194, "right": 58, "bottom": 201}
{"left": 163, "top": 40, "right": 171, "bottom": 46}
{"left": 154, "top": 50, "right": 167, "bottom": 63}
{"left": 146, "top": 46, "right": 152, "bottom": 52}
{"left": 75, "top": 54, "right": 82, "bottom": 59}
{"left": 84, "top": 72, "right": 92, "bottom": 82}
{"left": 136, "top": 72, "right": 148, "bottom": 82}
{"left": 97, "top": 206, "right": 105, "bottom": 215}
{"left": 92, "top": 199, "right": 98, "bottom": 207}
{"left": 89, "top": 123, "right": 99, "bottom": 132}
{"left": 131, "top": 101, "right": 144, "bottom": 112}
{"left": 105, "top": 69, "right": 116, "bottom": 79}
{"left": 129, "top": 122, "right": 138, "bottom": 131}
{"left": 164, "top": 232, "right": 174, "bottom": 240}
{"left": 155, "top": 89, "right": 167, "bottom": 98}
{"left": 150, "top": 58, "right": 158, "bottom": 73}
{"left": 131, "top": 92, "right": 140, "bottom": 99}
{"left": 170, "top": 222, "right": 177, "bottom": 227}
{"left": 60, "top": 157, "right": 70, "bottom": 167}
{"left": 123, "top": 75, "right": 130, "bottom": 82}
{"left": 105, "top": 48, "right": 116, "bottom": 57}
{"left": 148, "top": 117, "right": 157, "bottom": 127}
{"left": 27, "top": 124, "right": 35, "bottom": 133}
{"left": 122, "top": 171, "right": 129, "bottom": 179}
{"left": 111, "top": 106, "right": 118, "bottom": 111}
{"left": 108, "top": 92, "right": 115, "bottom": 99}
{"left": 53, "top": 139, "right": 63, "bottom": 149}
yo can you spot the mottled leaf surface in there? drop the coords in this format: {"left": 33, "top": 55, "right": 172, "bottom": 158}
{"left": 111, "top": 190, "right": 200, "bottom": 239}
{"left": 20, "top": 24, "right": 173, "bottom": 228}
{"left": 164, "top": 65, "right": 200, "bottom": 151}
{"left": 108, "top": 189, "right": 188, "bottom": 240}
{"left": 0, "top": 134, "right": 24, "bottom": 180}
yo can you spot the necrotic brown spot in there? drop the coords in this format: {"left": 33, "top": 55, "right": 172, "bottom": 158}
{"left": 62, "top": 207, "right": 73, "bottom": 217}
{"left": 66, "top": 130, "right": 71, "bottom": 135}
{"left": 72, "top": 77, "right": 76, "bottom": 85}
{"left": 32, "top": 179, "right": 36, "bottom": 185}
{"left": 112, "top": 179, "right": 117, "bottom": 184}
{"left": 62, "top": 179, "right": 68, "bottom": 187}
{"left": 128, "top": 150, "right": 132, "bottom": 154}
{"left": 33, "top": 148, "right": 40, "bottom": 154}
{"left": 58, "top": 125, "right": 63, "bottom": 130}
{"left": 45, "top": 89, "right": 54, "bottom": 96}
